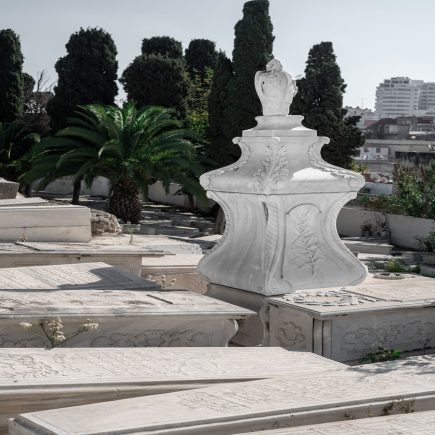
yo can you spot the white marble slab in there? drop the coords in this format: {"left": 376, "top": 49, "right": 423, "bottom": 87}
{"left": 9, "top": 370, "right": 435, "bottom": 434}
{"left": 0, "top": 262, "right": 158, "bottom": 290}
{"left": 0, "top": 348, "right": 344, "bottom": 432}
{"left": 236, "top": 410, "right": 435, "bottom": 434}
{"left": 0, "top": 205, "right": 91, "bottom": 242}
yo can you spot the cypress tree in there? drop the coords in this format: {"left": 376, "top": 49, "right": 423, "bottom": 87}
{"left": 0, "top": 29, "right": 24, "bottom": 123}
{"left": 185, "top": 39, "right": 218, "bottom": 77}
{"left": 291, "top": 42, "right": 364, "bottom": 168}
{"left": 47, "top": 27, "right": 118, "bottom": 132}
{"left": 121, "top": 36, "right": 189, "bottom": 119}
{"left": 121, "top": 55, "right": 189, "bottom": 119}
{"left": 206, "top": 51, "right": 235, "bottom": 166}
{"left": 141, "top": 36, "right": 183, "bottom": 59}
{"left": 227, "top": 0, "right": 274, "bottom": 141}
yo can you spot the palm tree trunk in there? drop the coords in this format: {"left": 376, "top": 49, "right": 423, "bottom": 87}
{"left": 109, "top": 179, "right": 142, "bottom": 224}
{"left": 72, "top": 180, "right": 81, "bottom": 205}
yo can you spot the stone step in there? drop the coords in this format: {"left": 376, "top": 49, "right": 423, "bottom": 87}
{"left": 0, "top": 348, "right": 343, "bottom": 432}
{"left": 138, "top": 225, "right": 199, "bottom": 236}
{"left": 342, "top": 237, "right": 395, "bottom": 255}
{"left": 9, "top": 368, "right": 435, "bottom": 434}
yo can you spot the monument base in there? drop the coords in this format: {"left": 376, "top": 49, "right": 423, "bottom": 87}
{"left": 206, "top": 283, "right": 267, "bottom": 346}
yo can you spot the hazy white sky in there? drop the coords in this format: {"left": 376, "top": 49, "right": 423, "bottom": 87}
{"left": 1, "top": 0, "right": 434, "bottom": 109}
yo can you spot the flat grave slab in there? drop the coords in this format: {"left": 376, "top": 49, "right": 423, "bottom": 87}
{"left": 264, "top": 274, "right": 435, "bottom": 362}
{"left": 9, "top": 370, "right": 435, "bottom": 434}
{"left": 0, "top": 348, "right": 343, "bottom": 431}
{"left": 0, "top": 197, "right": 47, "bottom": 207}
{"left": 236, "top": 410, "right": 435, "bottom": 434}
{"left": 92, "top": 234, "right": 203, "bottom": 255}
{"left": 0, "top": 262, "right": 158, "bottom": 290}
{"left": 0, "top": 243, "right": 166, "bottom": 276}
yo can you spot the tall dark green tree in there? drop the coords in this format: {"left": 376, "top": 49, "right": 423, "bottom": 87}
{"left": 141, "top": 36, "right": 183, "bottom": 59}
{"left": 206, "top": 51, "right": 234, "bottom": 165}
{"left": 47, "top": 27, "right": 118, "bottom": 132}
{"left": 227, "top": 0, "right": 274, "bottom": 141}
{"left": 121, "top": 55, "right": 189, "bottom": 119}
{"left": 0, "top": 29, "right": 24, "bottom": 123}
{"left": 185, "top": 39, "right": 218, "bottom": 77}
{"left": 291, "top": 42, "right": 364, "bottom": 169}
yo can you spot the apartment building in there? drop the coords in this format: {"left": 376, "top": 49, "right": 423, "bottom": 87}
{"left": 375, "top": 77, "right": 435, "bottom": 118}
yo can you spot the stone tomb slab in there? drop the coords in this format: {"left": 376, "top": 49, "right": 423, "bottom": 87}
{"left": 235, "top": 410, "right": 435, "bottom": 434}
{"left": 0, "top": 197, "right": 47, "bottom": 207}
{"left": 0, "top": 205, "right": 91, "bottom": 242}
{"left": 0, "top": 243, "right": 166, "bottom": 276}
{"left": 0, "top": 262, "right": 158, "bottom": 290}
{"left": 0, "top": 270, "right": 253, "bottom": 347}
{"left": 263, "top": 274, "right": 435, "bottom": 362}
{"left": 0, "top": 348, "right": 343, "bottom": 432}
{"left": 9, "top": 370, "right": 435, "bottom": 434}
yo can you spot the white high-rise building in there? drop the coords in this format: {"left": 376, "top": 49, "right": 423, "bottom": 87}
{"left": 375, "top": 77, "right": 423, "bottom": 118}
{"left": 375, "top": 77, "right": 435, "bottom": 118}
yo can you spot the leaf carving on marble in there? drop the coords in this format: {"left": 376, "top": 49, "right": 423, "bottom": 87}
{"left": 253, "top": 144, "right": 290, "bottom": 192}
{"left": 90, "top": 329, "right": 213, "bottom": 347}
{"left": 286, "top": 204, "right": 321, "bottom": 275}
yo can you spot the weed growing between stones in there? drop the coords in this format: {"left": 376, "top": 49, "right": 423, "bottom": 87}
{"left": 19, "top": 318, "right": 99, "bottom": 348}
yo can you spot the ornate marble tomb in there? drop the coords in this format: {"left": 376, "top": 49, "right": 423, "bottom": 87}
{"left": 198, "top": 59, "right": 366, "bottom": 296}
{"left": 263, "top": 274, "right": 435, "bottom": 361}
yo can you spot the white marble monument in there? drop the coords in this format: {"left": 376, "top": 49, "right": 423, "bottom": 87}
{"left": 198, "top": 59, "right": 366, "bottom": 296}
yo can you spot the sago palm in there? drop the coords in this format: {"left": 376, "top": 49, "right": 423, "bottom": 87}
{"left": 24, "top": 103, "right": 204, "bottom": 223}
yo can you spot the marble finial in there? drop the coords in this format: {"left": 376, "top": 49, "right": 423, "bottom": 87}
{"left": 254, "top": 59, "right": 298, "bottom": 116}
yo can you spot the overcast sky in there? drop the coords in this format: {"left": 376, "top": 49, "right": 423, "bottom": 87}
{"left": 2, "top": 0, "right": 434, "bottom": 109}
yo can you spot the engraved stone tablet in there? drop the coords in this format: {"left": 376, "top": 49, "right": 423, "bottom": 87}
{"left": 0, "top": 262, "right": 158, "bottom": 290}
{"left": 9, "top": 371, "right": 435, "bottom": 434}
{"left": 0, "top": 348, "right": 343, "bottom": 431}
